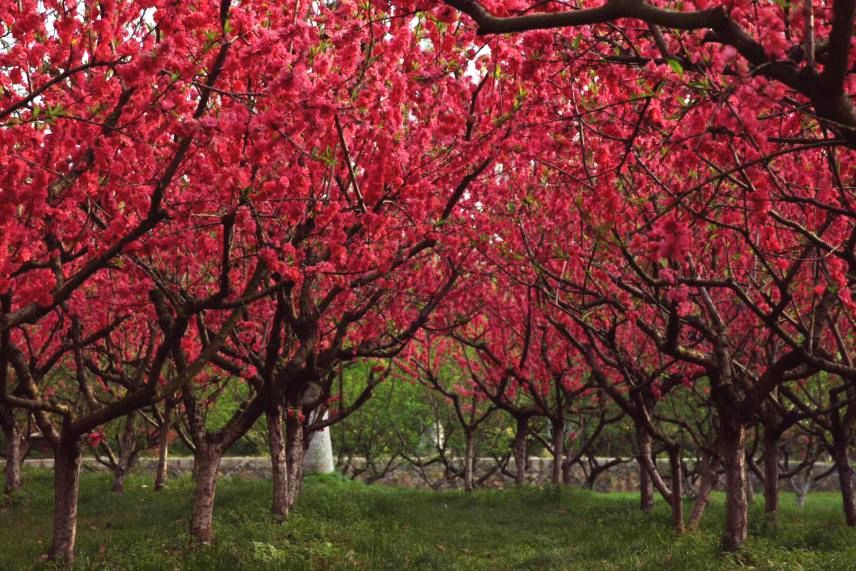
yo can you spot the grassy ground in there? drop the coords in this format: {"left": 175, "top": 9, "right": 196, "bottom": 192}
{"left": 1, "top": 470, "right": 855, "bottom": 570}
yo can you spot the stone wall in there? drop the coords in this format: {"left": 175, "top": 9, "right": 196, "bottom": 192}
{"left": 339, "top": 457, "right": 843, "bottom": 492}
{"left": 21, "top": 456, "right": 844, "bottom": 493}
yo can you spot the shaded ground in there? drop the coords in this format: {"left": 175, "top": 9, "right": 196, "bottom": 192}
{"left": 1, "top": 469, "right": 855, "bottom": 569}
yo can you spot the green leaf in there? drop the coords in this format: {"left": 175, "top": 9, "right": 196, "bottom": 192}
{"left": 667, "top": 59, "right": 684, "bottom": 78}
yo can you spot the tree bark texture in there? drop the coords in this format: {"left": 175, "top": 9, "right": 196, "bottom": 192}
{"left": 47, "top": 436, "right": 83, "bottom": 562}
{"left": 721, "top": 418, "right": 749, "bottom": 551}
{"left": 267, "top": 404, "right": 289, "bottom": 522}
{"left": 189, "top": 444, "right": 223, "bottom": 545}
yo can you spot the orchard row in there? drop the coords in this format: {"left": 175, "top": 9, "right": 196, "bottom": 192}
{"left": 0, "top": 0, "right": 854, "bottom": 563}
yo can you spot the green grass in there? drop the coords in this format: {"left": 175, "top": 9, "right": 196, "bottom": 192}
{"left": 2, "top": 469, "right": 856, "bottom": 570}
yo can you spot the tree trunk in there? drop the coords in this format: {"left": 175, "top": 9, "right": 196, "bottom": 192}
{"left": 561, "top": 456, "right": 574, "bottom": 485}
{"left": 267, "top": 404, "right": 288, "bottom": 522}
{"left": 668, "top": 447, "right": 684, "bottom": 532}
{"left": 790, "top": 465, "right": 813, "bottom": 510}
{"left": 795, "top": 486, "right": 809, "bottom": 508}
{"left": 463, "top": 430, "right": 475, "bottom": 492}
{"left": 639, "top": 460, "right": 654, "bottom": 512}
{"left": 832, "top": 433, "right": 856, "bottom": 526}
{"left": 512, "top": 416, "right": 528, "bottom": 486}
{"left": 47, "top": 436, "right": 83, "bottom": 562}
{"left": 112, "top": 414, "right": 137, "bottom": 495}
{"left": 189, "top": 444, "right": 223, "bottom": 545}
{"left": 285, "top": 410, "right": 304, "bottom": 510}
{"left": 637, "top": 428, "right": 673, "bottom": 503}
{"left": 112, "top": 467, "right": 126, "bottom": 494}
{"left": 721, "top": 418, "right": 749, "bottom": 551}
{"left": 154, "top": 405, "right": 172, "bottom": 491}
{"left": 551, "top": 418, "right": 563, "bottom": 486}
{"left": 688, "top": 452, "right": 718, "bottom": 530}
{"left": 638, "top": 429, "right": 654, "bottom": 512}
{"left": 762, "top": 432, "right": 779, "bottom": 515}
{"left": 191, "top": 454, "right": 200, "bottom": 482}
{"left": 745, "top": 463, "right": 755, "bottom": 507}
{"left": 3, "top": 422, "right": 22, "bottom": 495}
